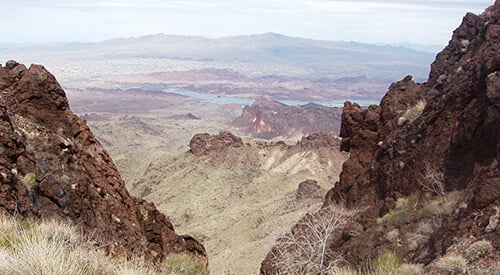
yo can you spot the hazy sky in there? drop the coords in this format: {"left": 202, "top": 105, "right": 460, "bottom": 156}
{"left": 0, "top": 0, "right": 492, "bottom": 45}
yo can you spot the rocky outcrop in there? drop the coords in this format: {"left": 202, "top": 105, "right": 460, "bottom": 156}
{"left": 0, "top": 61, "right": 206, "bottom": 264}
{"left": 296, "top": 179, "right": 324, "bottom": 200}
{"left": 189, "top": 131, "right": 243, "bottom": 156}
{"left": 297, "top": 131, "right": 342, "bottom": 149}
{"left": 262, "top": 2, "right": 499, "bottom": 273}
{"left": 232, "top": 99, "right": 343, "bottom": 139}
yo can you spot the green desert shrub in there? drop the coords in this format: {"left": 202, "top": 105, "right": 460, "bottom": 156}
{"left": 162, "top": 253, "right": 209, "bottom": 275}
{"left": 380, "top": 194, "right": 418, "bottom": 226}
{"left": 418, "top": 191, "right": 463, "bottom": 220}
{"left": 436, "top": 254, "right": 466, "bottom": 274}
{"left": 465, "top": 240, "right": 493, "bottom": 262}
{"left": 369, "top": 252, "right": 401, "bottom": 275}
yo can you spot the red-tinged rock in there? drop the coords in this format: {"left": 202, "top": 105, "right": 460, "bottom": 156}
{"left": 232, "top": 99, "right": 344, "bottom": 139}
{"left": 262, "top": 2, "right": 499, "bottom": 273}
{"left": 0, "top": 61, "right": 207, "bottom": 264}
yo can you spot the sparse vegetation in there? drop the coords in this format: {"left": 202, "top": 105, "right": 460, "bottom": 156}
{"left": 469, "top": 264, "right": 500, "bottom": 275}
{"left": 380, "top": 194, "right": 418, "bottom": 226}
{"left": 397, "top": 100, "right": 426, "bottom": 125}
{"left": 418, "top": 190, "right": 463, "bottom": 220}
{"left": 420, "top": 163, "right": 445, "bottom": 199}
{"left": 0, "top": 215, "right": 207, "bottom": 274}
{"left": 22, "top": 172, "right": 37, "bottom": 189}
{"left": 385, "top": 228, "right": 400, "bottom": 247}
{"left": 327, "top": 252, "right": 423, "bottom": 275}
{"left": 162, "top": 253, "right": 210, "bottom": 275}
{"left": 271, "top": 204, "right": 356, "bottom": 273}
{"left": 367, "top": 251, "right": 401, "bottom": 275}
{"left": 398, "top": 263, "right": 424, "bottom": 275}
{"left": 436, "top": 254, "right": 466, "bottom": 274}
{"left": 465, "top": 240, "right": 493, "bottom": 262}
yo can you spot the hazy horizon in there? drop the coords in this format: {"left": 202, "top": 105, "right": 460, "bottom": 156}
{"left": 0, "top": 0, "right": 492, "bottom": 46}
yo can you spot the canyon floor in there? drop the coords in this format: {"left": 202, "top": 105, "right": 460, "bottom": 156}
{"left": 67, "top": 88, "right": 348, "bottom": 274}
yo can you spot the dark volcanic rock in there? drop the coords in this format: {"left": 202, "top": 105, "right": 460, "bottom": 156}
{"left": 232, "top": 99, "right": 343, "bottom": 139}
{"left": 296, "top": 179, "right": 324, "bottom": 200}
{"left": 189, "top": 131, "right": 244, "bottom": 156}
{"left": 0, "top": 61, "right": 207, "bottom": 264}
{"left": 262, "top": 2, "right": 499, "bottom": 274}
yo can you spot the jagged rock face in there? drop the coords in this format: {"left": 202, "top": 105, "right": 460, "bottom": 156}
{"left": 232, "top": 99, "right": 343, "bottom": 139}
{"left": 0, "top": 61, "right": 206, "bottom": 263}
{"left": 262, "top": 3, "right": 499, "bottom": 273}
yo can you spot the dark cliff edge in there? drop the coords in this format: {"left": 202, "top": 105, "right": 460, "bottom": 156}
{"left": 262, "top": 2, "right": 498, "bottom": 274}
{"left": 0, "top": 61, "right": 207, "bottom": 264}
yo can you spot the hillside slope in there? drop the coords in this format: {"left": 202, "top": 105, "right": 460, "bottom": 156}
{"left": 262, "top": 2, "right": 499, "bottom": 274}
{"left": 0, "top": 61, "right": 206, "bottom": 263}
{"left": 129, "top": 132, "right": 348, "bottom": 274}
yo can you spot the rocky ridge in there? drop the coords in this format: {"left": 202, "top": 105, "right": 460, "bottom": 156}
{"left": 262, "top": 2, "right": 499, "bottom": 273}
{"left": 232, "top": 99, "right": 343, "bottom": 139}
{"left": 0, "top": 61, "right": 206, "bottom": 263}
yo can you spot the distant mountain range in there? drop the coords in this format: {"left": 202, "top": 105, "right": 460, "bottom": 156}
{"left": 3, "top": 33, "right": 436, "bottom": 83}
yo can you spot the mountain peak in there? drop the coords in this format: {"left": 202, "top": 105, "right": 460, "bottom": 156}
{"left": 0, "top": 60, "right": 207, "bottom": 264}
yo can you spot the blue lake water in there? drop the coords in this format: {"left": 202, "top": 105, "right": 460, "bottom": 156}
{"left": 163, "top": 88, "right": 379, "bottom": 107}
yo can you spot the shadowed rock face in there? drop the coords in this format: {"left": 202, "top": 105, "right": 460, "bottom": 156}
{"left": 262, "top": 2, "right": 499, "bottom": 273}
{"left": 232, "top": 99, "right": 344, "bottom": 139}
{"left": 0, "top": 61, "right": 206, "bottom": 264}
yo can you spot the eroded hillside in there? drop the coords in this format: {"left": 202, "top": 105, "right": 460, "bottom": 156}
{"left": 128, "top": 132, "right": 348, "bottom": 274}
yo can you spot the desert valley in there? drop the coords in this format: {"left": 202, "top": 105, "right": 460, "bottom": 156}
{"left": 0, "top": 1, "right": 499, "bottom": 275}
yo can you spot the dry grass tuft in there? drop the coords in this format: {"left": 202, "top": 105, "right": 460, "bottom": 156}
{"left": 0, "top": 215, "right": 207, "bottom": 274}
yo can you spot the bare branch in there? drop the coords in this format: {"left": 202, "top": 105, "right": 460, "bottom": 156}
{"left": 270, "top": 204, "right": 356, "bottom": 273}
{"left": 420, "top": 163, "right": 446, "bottom": 198}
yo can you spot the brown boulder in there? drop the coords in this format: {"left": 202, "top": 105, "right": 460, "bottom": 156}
{"left": 0, "top": 61, "right": 207, "bottom": 264}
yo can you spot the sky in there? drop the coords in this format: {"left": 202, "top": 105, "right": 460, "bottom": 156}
{"left": 0, "top": 0, "right": 493, "bottom": 46}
